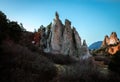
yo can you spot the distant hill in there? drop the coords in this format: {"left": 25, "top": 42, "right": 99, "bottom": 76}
{"left": 89, "top": 41, "right": 102, "bottom": 50}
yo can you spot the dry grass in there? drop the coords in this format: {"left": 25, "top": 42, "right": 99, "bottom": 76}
{"left": 0, "top": 41, "right": 57, "bottom": 82}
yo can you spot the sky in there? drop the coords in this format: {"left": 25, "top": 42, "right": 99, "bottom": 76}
{"left": 0, "top": 0, "right": 120, "bottom": 45}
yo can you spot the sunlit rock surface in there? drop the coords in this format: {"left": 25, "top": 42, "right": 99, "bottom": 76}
{"left": 101, "top": 32, "right": 119, "bottom": 47}
{"left": 101, "top": 32, "right": 120, "bottom": 55}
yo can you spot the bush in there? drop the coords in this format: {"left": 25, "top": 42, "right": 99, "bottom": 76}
{"left": 56, "top": 59, "right": 107, "bottom": 82}
{"left": 8, "top": 21, "right": 22, "bottom": 42}
{"left": 0, "top": 11, "right": 26, "bottom": 43}
{"left": 108, "top": 51, "right": 120, "bottom": 75}
{"left": 0, "top": 42, "right": 57, "bottom": 82}
{"left": 38, "top": 52, "right": 77, "bottom": 65}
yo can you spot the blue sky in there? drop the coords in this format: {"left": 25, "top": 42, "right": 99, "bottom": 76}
{"left": 0, "top": 0, "right": 120, "bottom": 45}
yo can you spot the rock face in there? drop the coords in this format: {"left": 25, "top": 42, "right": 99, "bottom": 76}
{"left": 61, "top": 19, "right": 75, "bottom": 56}
{"left": 101, "top": 35, "right": 109, "bottom": 47}
{"left": 50, "top": 12, "right": 64, "bottom": 53}
{"left": 33, "top": 12, "right": 91, "bottom": 59}
{"left": 101, "top": 32, "right": 120, "bottom": 55}
{"left": 108, "top": 43, "right": 120, "bottom": 55}
{"left": 101, "top": 32, "right": 119, "bottom": 47}
{"left": 109, "top": 32, "right": 119, "bottom": 45}
{"left": 80, "top": 40, "right": 91, "bottom": 59}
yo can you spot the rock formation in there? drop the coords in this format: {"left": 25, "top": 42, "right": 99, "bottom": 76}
{"left": 50, "top": 12, "right": 64, "bottom": 53}
{"left": 107, "top": 43, "right": 120, "bottom": 55}
{"left": 61, "top": 19, "right": 76, "bottom": 56}
{"left": 33, "top": 12, "right": 91, "bottom": 59}
{"left": 101, "top": 35, "right": 109, "bottom": 47}
{"left": 101, "top": 32, "right": 119, "bottom": 47}
{"left": 80, "top": 40, "right": 91, "bottom": 59}
{"left": 101, "top": 32, "right": 120, "bottom": 55}
{"left": 109, "top": 32, "right": 119, "bottom": 45}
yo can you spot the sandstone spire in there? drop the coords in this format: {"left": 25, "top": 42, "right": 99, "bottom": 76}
{"left": 50, "top": 12, "right": 64, "bottom": 53}
{"left": 65, "top": 19, "right": 71, "bottom": 27}
{"left": 80, "top": 40, "right": 91, "bottom": 59}
{"left": 62, "top": 19, "right": 75, "bottom": 56}
{"left": 101, "top": 32, "right": 119, "bottom": 47}
{"left": 109, "top": 32, "right": 119, "bottom": 45}
{"left": 55, "top": 11, "right": 59, "bottom": 20}
{"left": 101, "top": 35, "right": 109, "bottom": 47}
{"left": 39, "top": 12, "right": 91, "bottom": 59}
{"left": 83, "top": 40, "right": 87, "bottom": 46}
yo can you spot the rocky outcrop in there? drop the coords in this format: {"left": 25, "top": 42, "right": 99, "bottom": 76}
{"left": 101, "top": 32, "right": 119, "bottom": 47}
{"left": 33, "top": 12, "right": 91, "bottom": 59}
{"left": 61, "top": 19, "right": 76, "bottom": 56}
{"left": 109, "top": 32, "right": 119, "bottom": 45}
{"left": 108, "top": 43, "right": 120, "bottom": 55}
{"left": 80, "top": 40, "right": 91, "bottom": 59}
{"left": 101, "top": 35, "right": 109, "bottom": 47}
{"left": 50, "top": 12, "right": 64, "bottom": 53}
{"left": 101, "top": 32, "right": 120, "bottom": 55}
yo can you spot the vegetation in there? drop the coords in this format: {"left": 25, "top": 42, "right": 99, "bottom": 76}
{"left": 0, "top": 11, "right": 25, "bottom": 43}
{"left": 108, "top": 51, "right": 120, "bottom": 75}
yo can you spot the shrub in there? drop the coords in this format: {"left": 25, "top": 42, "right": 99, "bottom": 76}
{"left": 38, "top": 52, "right": 77, "bottom": 65}
{"left": 56, "top": 58, "right": 107, "bottom": 82}
{"left": 108, "top": 51, "right": 120, "bottom": 75}
{"left": 0, "top": 11, "right": 26, "bottom": 43}
{"left": 0, "top": 42, "right": 57, "bottom": 82}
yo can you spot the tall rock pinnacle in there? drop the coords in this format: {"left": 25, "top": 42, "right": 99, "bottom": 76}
{"left": 37, "top": 12, "right": 91, "bottom": 59}
{"left": 55, "top": 11, "right": 59, "bottom": 20}
{"left": 101, "top": 35, "right": 109, "bottom": 47}
{"left": 80, "top": 40, "right": 91, "bottom": 59}
{"left": 50, "top": 12, "right": 64, "bottom": 53}
{"left": 62, "top": 19, "right": 75, "bottom": 56}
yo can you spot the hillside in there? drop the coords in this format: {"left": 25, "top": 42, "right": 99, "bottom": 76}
{"left": 89, "top": 41, "right": 102, "bottom": 50}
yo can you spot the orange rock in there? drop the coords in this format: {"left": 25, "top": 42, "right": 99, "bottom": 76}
{"left": 107, "top": 43, "right": 120, "bottom": 55}
{"left": 33, "top": 32, "right": 41, "bottom": 45}
{"left": 101, "top": 32, "right": 119, "bottom": 47}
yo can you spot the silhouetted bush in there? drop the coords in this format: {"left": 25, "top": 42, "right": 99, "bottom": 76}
{"left": 0, "top": 11, "right": 26, "bottom": 43}
{"left": 0, "top": 11, "right": 9, "bottom": 42}
{"left": 108, "top": 51, "right": 120, "bottom": 75}
{"left": 8, "top": 21, "right": 22, "bottom": 42}
{"left": 108, "top": 71, "right": 120, "bottom": 81}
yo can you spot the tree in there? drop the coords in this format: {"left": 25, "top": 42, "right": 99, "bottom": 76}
{"left": 20, "top": 23, "right": 26, "bottom": 31}
{"left": 0, "top": 11, "right": 8, "bottom": 42}
{"left": 8, "top": 21, "right": 22, "bottom": 42}
{"left": 0, "top": 11, "right": 25, "bottom": 43}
